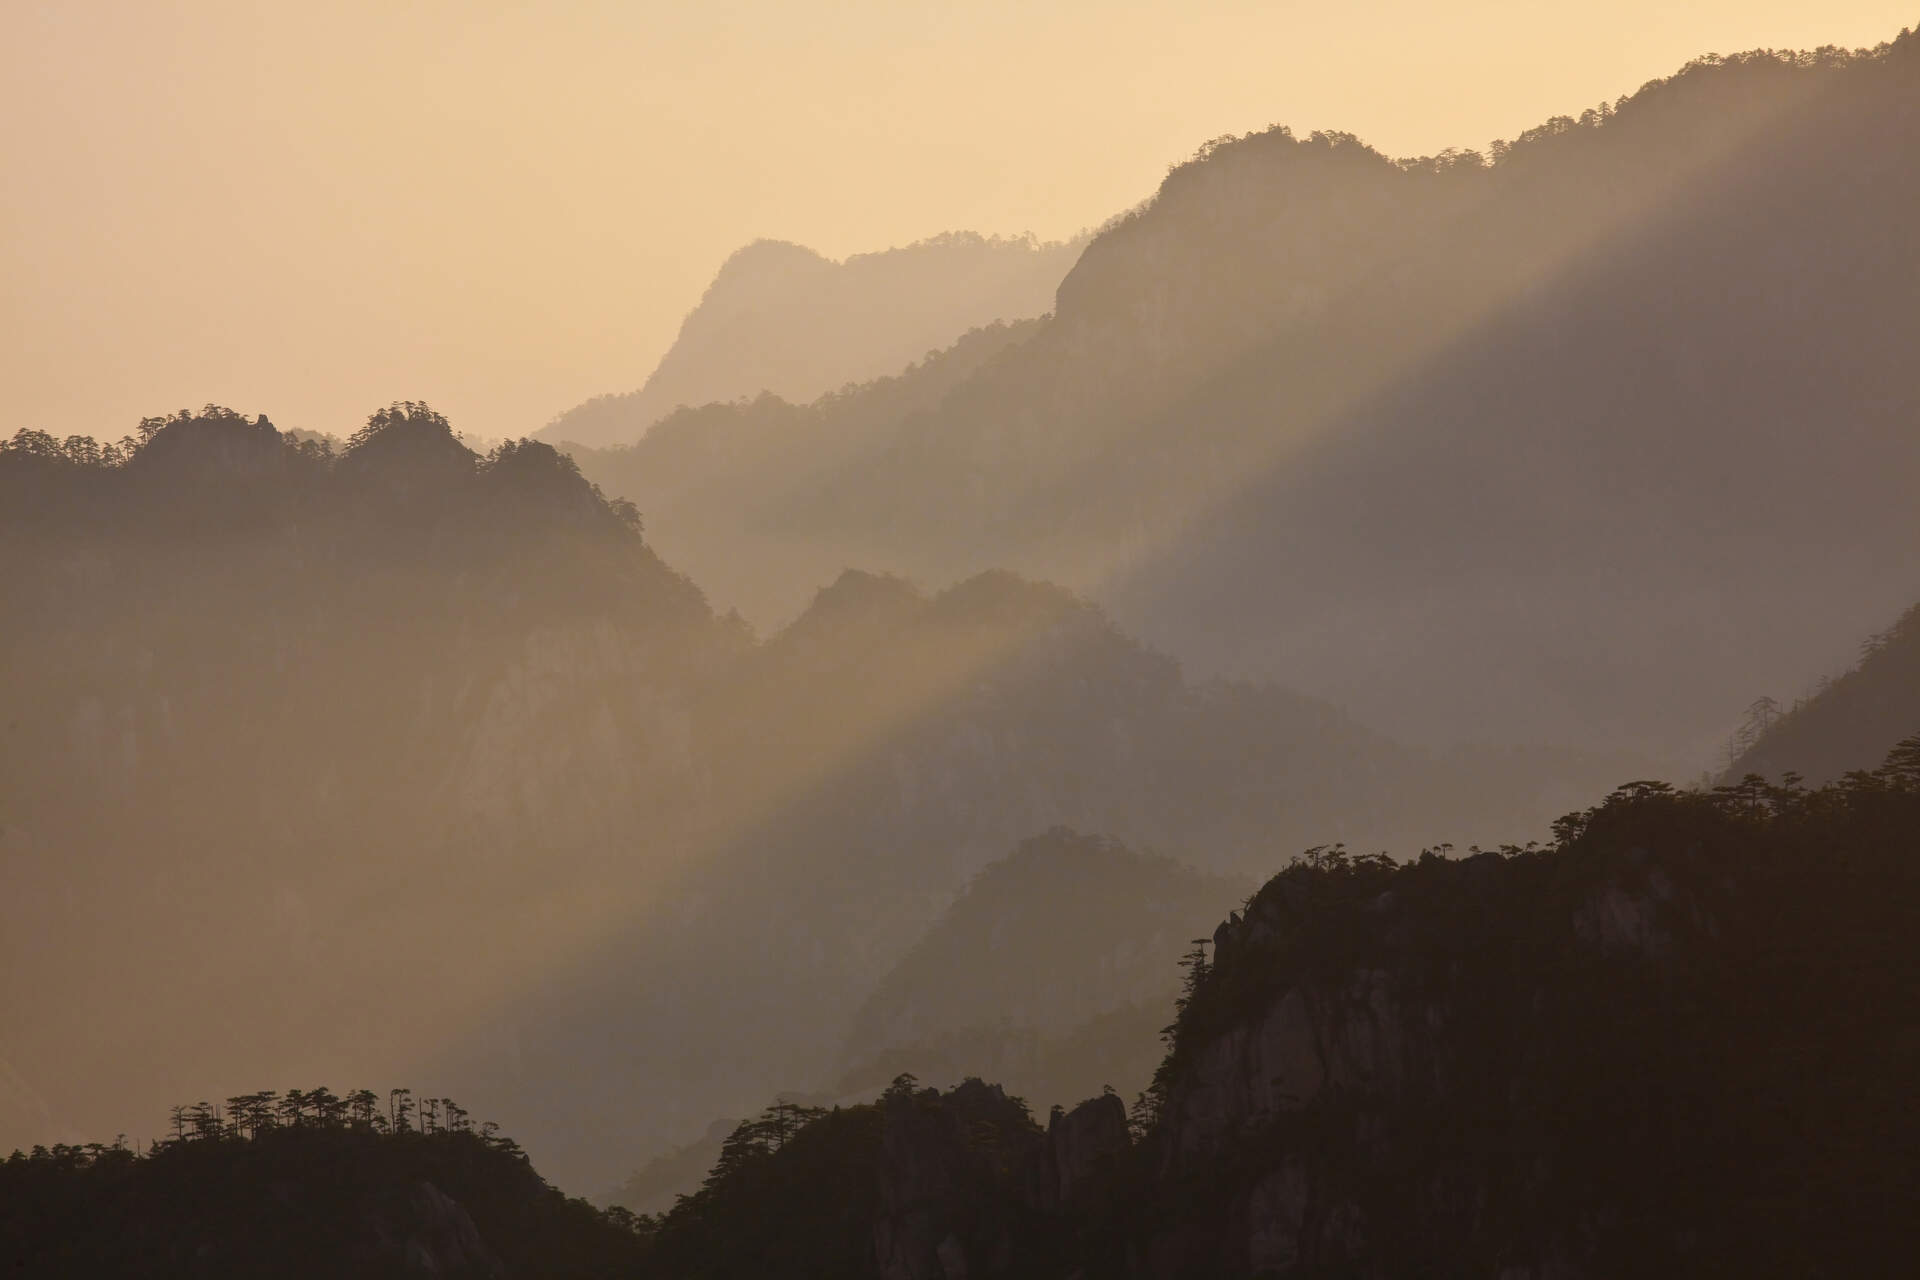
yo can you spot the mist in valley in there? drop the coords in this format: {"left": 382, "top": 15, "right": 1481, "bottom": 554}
{"left": 4, "top": 5, "right": 1918, "bottom": 1277}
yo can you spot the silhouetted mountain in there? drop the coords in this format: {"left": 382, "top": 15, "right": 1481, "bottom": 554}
{"left": 463, "top": 566, "right": 1645, "bottom": 1189}
{"left": 0, "top": 407, "right": 730, "bottom": 1189}
{"left": 22, "top": 750, "right": 1916, "bottom": 1274}
{"left": 569, "top": 36, "right": 1920, "bottom": 759}
{"left": 1135, "top": 741, "right": 1920, "bottom": 1275}
{"left": 557, "top": 320, "right": 1039, "bottom": 621}
{"left": 0, "top": 411, "right": 1644, "bottom": 1193}
{"left": 604, "top": 743, "right": 1920, "bottom": 1278}
{"left": 0, "top": 1096, "right": 642, "bottom": 1278}
{"left": 598, "top": 831, "right": 1240, "bottom": 1215}
{"left": 1727, "top": 600, "right": 1920, "bottom": 784}
{"left": 539, "top": 232, "right": 1082, "bottom": 448}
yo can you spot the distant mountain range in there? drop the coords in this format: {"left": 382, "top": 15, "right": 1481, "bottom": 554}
{"left": 539, "top": 232, "right": 1083, "bottom": 448}
{"left": 5, "top": 20, "right": 1920, "bottom": 1276}
{"left": 8, "top": 27, "right": 1918, "bottom": 1225}
{"left": 565, "top": 36, "right": 1920, "bottom": 759}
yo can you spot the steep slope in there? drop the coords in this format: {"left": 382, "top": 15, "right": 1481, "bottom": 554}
{"left": 571, "top": 35, "right": 1920, "bottom": 757}
{"left": 541, "top": 232, "right": 1081, "bottom": 448}
{"left": 1728, "top": 600, "right": 1920, "bottom": 783}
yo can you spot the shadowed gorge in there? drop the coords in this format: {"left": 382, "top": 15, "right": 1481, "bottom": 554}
{"left": 7, "top": 10, "right": 1918, "bottom": 1276}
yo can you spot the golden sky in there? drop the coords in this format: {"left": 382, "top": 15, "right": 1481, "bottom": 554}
{"left": 3, "top": 1, "right": 1912, "bottom": 442}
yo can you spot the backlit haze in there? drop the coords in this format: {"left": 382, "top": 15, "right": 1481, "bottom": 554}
{"left": 5, "top": 0, "right": 1912, "bottom": 441}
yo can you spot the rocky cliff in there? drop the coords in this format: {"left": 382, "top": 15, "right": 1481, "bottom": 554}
{"left": 1131, "top": 762, "right": 1919, "bottom": 1277}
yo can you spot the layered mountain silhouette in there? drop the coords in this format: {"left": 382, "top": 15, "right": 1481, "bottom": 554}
{"left": 9, "top": 31, "right": 1919, "bottom": 1272}
{"left": 567, "top": 37, "right": 1920, "bottom": 758}
{"left": 828, "top": 829, "right": 1248, "bottom": 1121}
{"left": 432, "top": 565, "right": 1641, "bottom": 1191}
{"left": 539, "top": 232, "right": 1083, "bottom": 448}
{"left": 0, "top": 407, "right": 1643, "bottom": 1190}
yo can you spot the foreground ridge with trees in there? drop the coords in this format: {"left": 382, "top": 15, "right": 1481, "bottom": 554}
{"left": 1, "top": 1089, "right": 645, "bottom": 1278}
{"left": 11, "top": 740, "right": 1911, "bottom": 1276}
{"left": 628, "top": 737, "right": 1920, "bottom": 1278}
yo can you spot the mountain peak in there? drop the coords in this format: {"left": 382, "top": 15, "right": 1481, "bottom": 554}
{"left": 539, "top": 233, "right": 1082, "bottom": 448}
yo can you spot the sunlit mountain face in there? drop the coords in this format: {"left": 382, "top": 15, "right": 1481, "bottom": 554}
{"left": 4, "top": 11, "right": 1917, "bottom": 1279}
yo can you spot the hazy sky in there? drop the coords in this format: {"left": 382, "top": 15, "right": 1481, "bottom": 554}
{"left": 3, "top": 2, "right": 1912, "bottom": 442}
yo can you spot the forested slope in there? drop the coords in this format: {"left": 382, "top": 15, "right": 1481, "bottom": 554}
{"left": 1728, "top": 600, "right": 1920, "bottom": 783}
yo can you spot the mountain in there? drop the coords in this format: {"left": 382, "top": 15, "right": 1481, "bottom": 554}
{"left": 1727, "top": 599, "right": 1920, "bottom": 783}
{"left": 598, "top": 743, "right": 1920, "bottom": 1278}
{"left": 553, "top": 320, "right": 1038, "bottom": 629}
{"left": 0, "top": 1099, "right": 643, "bottom": 1278}
{"left": 0, "top": 407, "right": 731, "bottom": 1189}
{"left": 539, "top": 232, "right": 1083, "bottom": 448}
{"left": 17, "top": 749, "right": 1918, "bottom": 1274}
{"left": 0, "top": 410, "right": 1648, "bottom": 1193}
{"left": 453, "top": 567, "right": 1646, "bottom": 1190}
{"left": 568, "top": 35, "right": 1920, "bottom": 758}
{"left": 832, "top": 830, "right": 1247, "bottom": 1110}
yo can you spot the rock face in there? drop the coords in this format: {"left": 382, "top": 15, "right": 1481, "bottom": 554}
{"left": 873, "top": 1084, "right": 1130, "bottom": 1280}
{"left": 1041, "top": 1093, "right": 1129, "bottom": 1211}
{"left": 362, "top": 1181, "right": 505, "bottom": 1278}
{"left": 873, "top": 1081, "right": 1042, "bottom": 1280}
{"left": 1133, "top": 827, "right": 1826, "bottom": 1279}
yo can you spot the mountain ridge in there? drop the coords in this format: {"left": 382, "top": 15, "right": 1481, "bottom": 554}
{"left": 566, "top": 35, "right": 1920, "bottom": 757}
{"left": 539, "top": 231, "right": 1083, "bottom": 448}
